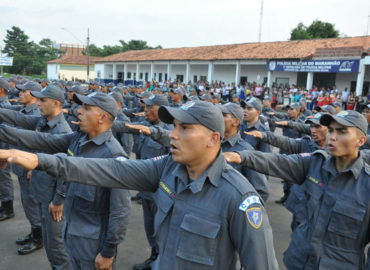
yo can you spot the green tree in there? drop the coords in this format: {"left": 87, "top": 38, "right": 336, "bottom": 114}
{"left": 87, "top": 40, "right": 162, "bottom": 57}
{"left": 290, "top": 20, "right": 340, "bottom": 40}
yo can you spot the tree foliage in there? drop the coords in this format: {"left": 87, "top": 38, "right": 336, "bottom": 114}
{"left": 87, "top": 40, "right": 162, "bottom": 57}
{"left": 290, "top": 20, "right": 340, "bottom": 40}
{"left": 2, "top": 27, "right": 61, "bottom": 75}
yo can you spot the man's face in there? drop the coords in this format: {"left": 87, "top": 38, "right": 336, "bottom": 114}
{"left": 334, "top": 106, "right": 341, "bottom": 114}
{"left": 310, "top": 124, "right": 328, "bottom": 143}
{"left": 362, "top": 108, "right": 370, "bottom": 124}
{"left": 171, "top": 93, "right": 181, "bottom": 103}
{"left": 288, "top": 108, "right": 298, "bottom": 119}
{"left": 67, "top": 91, "right": 74, "bottom": 101}
{"left": 145, "top": 104, "right": 160, "bottom": 123}
{"left": 37, "top": 97, "right": 56, "bottom": 117}
{"left": 170, "top": 119, "right": 213, "bottom": 166}
{"left": 243, "top": 106, "right": 259, "bottom": 123}
{"left": 223, "top": 113, "right": 239, "bottom": 134}
{"left": 41, "top": 82, "right": 47, "bottom": 88}
{"left": 19, "top": 90, "right": 32, "bottom": 104}
{"left": 262, "top": 100, "right": 271, "bottom": 108}
{"left": 77, "top": 104, "right": 103, "bottom": 135}
{"left": 327, "top": 121, "right": 364, "bottom": 157}
{"left": 9, "top": 82, "right": 15, "bottom": 88}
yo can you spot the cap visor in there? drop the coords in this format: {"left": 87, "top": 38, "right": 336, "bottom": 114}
{"left": 320, "top": 114, "right": 353, "bottom": 128}
{"left": 305, "top": 119, "right": 320, "bottom": 125}
{"left": 15, "top": 84, "right": 26, "bottom": 91}
{"left": 30, "top": 91, "right": 46, "bottom": 98}
{"left": 73, "top": 94, "right": 96, "bottom": 106}
{"left": 158, "top": 106, "right": 198, "bottom": 125}
{"left": 142, "top": 99, "right": 155, "bottom": 106}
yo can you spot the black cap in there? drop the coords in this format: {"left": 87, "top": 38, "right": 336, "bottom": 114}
{"left": 142, "top": 94, "right": 169, "bottom": 106}
{"left": 74, "top": 92, "right": 118, "bottom": 118}
{"left": 320, "top": 110, "right": 368, "bottom": 135}
{"left": 159, "top": 101, "right": 224, "bottom": 136}
{"left": 0, "top": 77, "right": 10, "bottom": 91}
{"left": 31, "top": 85, "right": 65, "bottom": 103}
{"left": 16, "top": 81, "right": 42, "bottom": 92}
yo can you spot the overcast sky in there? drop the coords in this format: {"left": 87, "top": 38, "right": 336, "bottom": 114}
{"left": 1, "top": 0, "right": 369, "bottom": 50}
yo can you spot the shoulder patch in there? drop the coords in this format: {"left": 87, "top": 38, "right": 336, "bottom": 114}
{"left": 152, "top": 155, "right": 167, "bottom": 161}
{"left": 246, "top": 207, "right": 263, "bottom": 229}
{"left": 239, "top": 195, "right": 262, "bottom": 212}
{"left": 300, "top": 152, "right": 311, "bottom": 157}
{"left": 312, "top": 149, "right": 329, "bottom": 159}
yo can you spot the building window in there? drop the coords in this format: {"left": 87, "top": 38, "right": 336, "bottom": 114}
{"left": 140, "top": 73, "right": 143, "bottom": 79}
{"left": 200, "top": 76, "right": 207, "bottom": 82}
{"left": 127, "top": 72, "right": 131, "bottom": 79}
{"left": 97, "top": 71, "right": 101, "bottom": 78}
{"left": 134, "top": 73, "right": 136, "bottom": 80}
{"left": 193, "top": 75, "right": 198, "bottom": 83}
{"left": 275, "top": 77, "right": 289, "bottom": 87}
{"left": 165, "top": 73, "right": 168, "bottom": 81}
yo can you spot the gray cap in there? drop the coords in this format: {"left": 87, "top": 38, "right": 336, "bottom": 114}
{"left": 108, "top": 91, "right": 123, "bottom": 104}
{"left": 8, "top": 77, "right": 18, "bottom": 83}
{"left": 159, "top": 101, "right": 225, "bottom": 136}
{"left": 142, "top": 94, "right": 169, "bottom": 106}
{"left": 137, "top": 91, "right": 153, "bottom": 99}
{"left": 73, "top": 92, "right": 118, "bottom": 118}
{"left": 16, "top": 81, "right": 42, "bottom": 92}
{"left": 199, "top": 94, "right": 213, "bottom": 102}
{"left": 320, "top": 110, "right": 368, "bottom": 135}
{"left": 66, "top": 85, "right": 85, "bottom": 95}
{"left": 241, "top": 97, "right": 263, "bottom": 111}
{"left": 317, "top": 105, "right": 336, "bottom": 115}
{"left": 286, "top": 102, "right": 300, "bottom": 111}
{"left": 31, "top": 85, "right": 65, "bottom": 103}
{"left": 0, "top": 77, "right": 10, "bottom": 91}
{"left": 305, "top": 112, "right": 325, "bottom": 125}
{"left": 220, "top": 102, "right": 244, "bottom": 121}
{"left": 332, "top": 101, "right": 342, "bottom": 108}
{"left": 111, "top": 87, "right": 124, "bottom": 95}
{"left": 263, "top": 95, "right": 272, "bottom": 102}
{"left": 171, "top": 88, "right": 185, "bottom": 96}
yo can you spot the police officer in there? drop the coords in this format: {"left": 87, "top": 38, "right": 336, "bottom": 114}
{"left": 3, "top": 101, "right": 279, "bottom": 270}
{"left": 63, "top": 84, "right": 85, "bottom": 131}
{"left": 112, "top": 94, "right": 172, "bottom": 270}
{"left": 220, "top": 102, "right": 269, "bottom": 201}
{"left": 239, "top": 97, "right": 271, "bottom": 153}
{"left": 0, "top": 78, "right": 15, "bottom": 221}
{"left": 109, "top": 91, "right": 133, "bottom": 157}
{"left": 7, "top": 81, "right": 43, "bottom": 253}
{"left": 169, "top": 88, "right": 184, "bottom": 107}
{"left": 0, "top": 85, "right": 71, "bottom": 265}
{"left": 225, "top": 110, "right": 370, "bottom": 269}
{"left": 0, "top": 93, "right": 131, "bottom": 270}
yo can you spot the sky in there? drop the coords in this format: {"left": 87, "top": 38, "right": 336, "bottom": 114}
{"left": 0, "top": 0, "right": 369, "bottom": 51}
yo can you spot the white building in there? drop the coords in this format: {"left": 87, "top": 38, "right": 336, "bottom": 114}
{"left": 94, "top": 36, "right": 370, "bottom": 96}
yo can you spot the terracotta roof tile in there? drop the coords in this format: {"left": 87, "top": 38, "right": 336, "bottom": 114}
{"left": 96, "top": 36, "right": 370, "bottom": 63}
{"left": 47, "top": 55, "right": 103, "bottom": 65}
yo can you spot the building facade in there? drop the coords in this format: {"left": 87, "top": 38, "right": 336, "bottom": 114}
{"left": 94, "top": 36, "right": 370, "bottom": 96}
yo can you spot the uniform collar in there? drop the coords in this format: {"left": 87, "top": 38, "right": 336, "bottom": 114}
{"left": 172, "top": 151, "right": 225, "bottom": 194}
{"left": 0, "top": 96, "right": 8, "bottom": 102}
{"left": 22, "top": 102, "right": 38, "bottom": 113}
{"left": 46, "top": 112, "right": 64, "bottom": 129}
{"left": 323, "top": 152, "right": 364, "bottom": 180}
{"left": 80, "top": 129, "right": 113, "bottom": 146}
{"left": 246, "top": 119, "right": 261, "bottom": 129}
{"left": 222, "top": 132, "right": 241, "bottom": 147}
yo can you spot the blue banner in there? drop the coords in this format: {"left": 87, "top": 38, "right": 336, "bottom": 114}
{"left": 266, "top": 59, "right": 360, "bottom": 73}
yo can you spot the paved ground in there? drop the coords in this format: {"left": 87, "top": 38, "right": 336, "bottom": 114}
{"left": 0, "top": 174, "right": 291, "bottom": 270}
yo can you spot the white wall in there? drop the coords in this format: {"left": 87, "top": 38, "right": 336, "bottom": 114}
{"left": 189, "top": 64, "right": 208, "bottom": 82}
{"left": 213, "top": 64, "right": 236, "bottom": 84}
{"left": 47, "top": 64, "right": 58, "bottom": 80}
{"left": 270, "top": 71, "right": 298, "bottom": 86}
{"left": 335, "top": 73, "right": 357, "bottom": 92}
{"left": 94, "top": 63, "right": 105, "bottom": 80}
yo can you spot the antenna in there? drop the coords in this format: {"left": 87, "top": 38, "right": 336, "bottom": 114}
{"left": 258, "top": 0, "right": 264, "bottom": 42}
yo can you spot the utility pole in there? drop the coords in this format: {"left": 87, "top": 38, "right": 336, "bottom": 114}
{"left": 0, "top": 46, "right": 3, "bottom": 76}
{"left": 258, "top": 0, "right": 264, "bottom": 42}
{"left": 87, "top": 28, "right": 90, "bottom": 83}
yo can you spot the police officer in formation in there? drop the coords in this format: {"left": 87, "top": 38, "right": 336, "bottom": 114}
{"left": 0, "top": 76, "right": 369, "bottom": 270}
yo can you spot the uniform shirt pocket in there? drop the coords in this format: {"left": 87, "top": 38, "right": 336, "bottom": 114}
{"left": 176, "top": 214, "right": 221, "bottom": 266}
{"left": 328, "top": 200, "right": 366, "bottom": 240}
